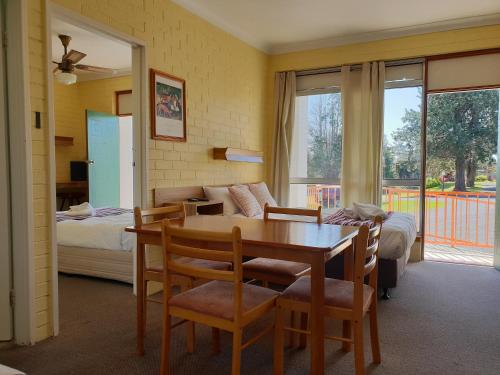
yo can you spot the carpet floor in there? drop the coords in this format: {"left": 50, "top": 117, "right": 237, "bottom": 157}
{"left": 1, "top": 261, "right": 500, "bottom": 374}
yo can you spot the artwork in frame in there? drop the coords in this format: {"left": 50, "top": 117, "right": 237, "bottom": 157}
{"left": 150, "top": 69, "right": 186, "bottom": 141}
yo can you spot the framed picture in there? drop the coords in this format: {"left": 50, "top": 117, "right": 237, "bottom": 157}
{"left": 150, "top": 69, "right": 186, "bottom": 142}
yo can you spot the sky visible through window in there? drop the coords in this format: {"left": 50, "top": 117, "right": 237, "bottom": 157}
{"left": 384, "top": 86, "right": 421, "bottom": 143}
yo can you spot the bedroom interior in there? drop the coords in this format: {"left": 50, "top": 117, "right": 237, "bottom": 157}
{"left": 0, "top": 1, "right": 500, "bottom": 375}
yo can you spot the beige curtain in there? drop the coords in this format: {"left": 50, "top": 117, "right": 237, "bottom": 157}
{"left": 340, "top": 62, "right": 385, "bottom": 207}
{"left": 271, "top": 71, "right": 296, "bottom": 206}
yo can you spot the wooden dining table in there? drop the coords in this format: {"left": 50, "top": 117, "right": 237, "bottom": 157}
{"left": 125, "top": 215, "right": 358, "bottom": 375}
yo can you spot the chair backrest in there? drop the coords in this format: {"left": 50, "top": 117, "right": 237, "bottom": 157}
{"left": 353, "top": 216, "right": 383, "bottom": 306}
{"left": 263, "top": 203, "right": 322, "bottom": 224}
{"left": 133, "top": 204, "right": 185, "bottom": 226}
{"left": 161, "top": 221, "right": 243, "bottom": 323}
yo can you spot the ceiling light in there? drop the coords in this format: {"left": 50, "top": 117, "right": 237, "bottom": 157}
{"left": 56, "top": 72, "right": 77, "bottom": 85}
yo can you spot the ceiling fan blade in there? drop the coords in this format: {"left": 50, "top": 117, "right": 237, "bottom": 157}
{"left": 75, "top": 64, "right": 115, "bottom": 74}
{"left": 63, "top": 50, "right": 87, "bottom": 64}
{"left": 53, "top": 66, "right": 60, "bottom": 73}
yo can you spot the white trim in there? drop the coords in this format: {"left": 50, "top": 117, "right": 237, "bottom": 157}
{"left": 5, "top": 0, "right": 35, "bottom": 345}
{"left": 270, "top": 13, "right": 500, "bottom": 55}
{"left": 76, "top": 68, "right": 132, "bottom": 82}
{"left": 170, "top": 1, "right": 500, "bottom": 55}
{"left": 45, "top": 1, "right": 148, "bottom": 335}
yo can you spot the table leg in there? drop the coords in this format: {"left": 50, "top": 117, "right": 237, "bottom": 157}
{"left": 342, "top": 243, "right": 353, "bottom": 352}
{"left": 137, "top": 242, "right": 145, "bottom": 356}
{"left": 310, "top": 254, "right": 325, "bottom": 375}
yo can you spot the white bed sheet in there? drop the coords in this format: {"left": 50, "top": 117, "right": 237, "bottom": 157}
{"left": 57, "top": 212, "right": 136, "bottom": 251}
{"left": 230, "top": 211, "right": 416, "bottom": 260}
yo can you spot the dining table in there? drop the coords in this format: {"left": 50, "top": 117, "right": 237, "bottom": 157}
{"left": 125, "top": 214, "right": 358, "bottom": 375}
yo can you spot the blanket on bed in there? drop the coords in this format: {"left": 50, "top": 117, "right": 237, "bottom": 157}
{"left": 56, "top": 207, "right": 132, "bottom": 222}
{"left": 323, "top": 209, "right": 393, "bottom": 227}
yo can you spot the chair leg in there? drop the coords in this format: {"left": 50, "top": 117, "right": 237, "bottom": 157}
{"left": 160, "top": 313, "right": 171, "bottom": 375}
{"left": 342, "top": 320, "right": 352, "bottom": 352}
{"left": 369, "top": 300, "right": 381, "bottom": 364}
{"left": 288, "top": 311, "right": 296, "bottom": 348}
{"left": 142, "top": 279, "right": 148, "bottom": 336}
{"left": 212, "top": 328, "right": 221, "bottom": 355}
{"left": 231, "top": 328, "right": 243, "bottom": 375}
{"left": 298, "top": 312, "right": 308, "bottom": 349}
{"left": 180, "top": 281, "right": 196, "bottom": 353}
{"left": 353, "top": 319, "right": 366, "bottom": 375}
{"left": 273, "top": 307, "right": 285, "bottom": 375}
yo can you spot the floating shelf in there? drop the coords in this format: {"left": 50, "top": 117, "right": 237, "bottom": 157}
{"left": 213, "top": 147, "right": 263, "bottom": 164}
{"left": 55, "top": 136, "right": 74, "bottom": 146}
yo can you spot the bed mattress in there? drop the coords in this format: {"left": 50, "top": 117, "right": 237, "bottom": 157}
{"left": 57, "top": 212, "right": 135, "bottom": 251}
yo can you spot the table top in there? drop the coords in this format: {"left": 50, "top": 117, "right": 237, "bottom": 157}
{"left": 126, "top": 215, "right": 358, "bottom": 252}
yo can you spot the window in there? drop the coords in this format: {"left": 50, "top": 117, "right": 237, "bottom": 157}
{"left": 382, "top": 63, "right": 423, "bottom": 230}
{"left": 290, "top": 71, "right": 343, "bottom": 210}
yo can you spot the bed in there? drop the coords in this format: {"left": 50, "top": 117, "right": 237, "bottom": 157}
{"left": 56, "top": 208, "right": 136, "bottom": 283}
{"left": 154, "top": 185, "right": 417, "bottom": 297}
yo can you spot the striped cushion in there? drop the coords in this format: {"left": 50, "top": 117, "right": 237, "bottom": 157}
{"left": 248, "top": 182, "right": 277, "bottom": 208}
{"left": 228, "top": 185, "right": 263, "bottom": 217}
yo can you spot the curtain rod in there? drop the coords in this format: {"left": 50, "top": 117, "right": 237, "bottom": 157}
{"left": 295, "top": 57, "right": 425, "bottom": 77}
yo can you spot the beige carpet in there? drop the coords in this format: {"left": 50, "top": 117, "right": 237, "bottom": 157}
{"left": 1, "top": 261, "right": 500, "bottom": 374}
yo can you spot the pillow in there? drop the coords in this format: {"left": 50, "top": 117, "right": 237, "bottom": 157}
{"left": 228, "top": 185, "right": 263, "bottom": 217}
{"left": 248, "top": 182, "right": 277, "bottom": 208}
{"left": 352, "top": 202, "right": 386, "bottom": 220}
{"left": 203, "top": 186, "right": 239, "bottom": 216}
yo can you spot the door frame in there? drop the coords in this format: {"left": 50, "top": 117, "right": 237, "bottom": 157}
{"left": 422, "top": 49, "right": 500, "bottom": 264}
{"left": 45, "top": 2, "right": 149, "bottom": 336}
{"left": 4, "top": 0, "right": 36, "bottom": 345}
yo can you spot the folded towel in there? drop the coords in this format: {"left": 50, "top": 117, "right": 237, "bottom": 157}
{"left": 66, "top": 202, "right": 96, "bottom": 217}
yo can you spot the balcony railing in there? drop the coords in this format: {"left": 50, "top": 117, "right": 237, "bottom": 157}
{"left": 305, "top": 184, "right": 496, "bottom": 249}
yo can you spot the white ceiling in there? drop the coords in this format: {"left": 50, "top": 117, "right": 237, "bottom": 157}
{"left": 173, "top": 0, "right": 500, "bottom": 54}
{"left": 51, "top": 18, "right": 132, "bottom": 80}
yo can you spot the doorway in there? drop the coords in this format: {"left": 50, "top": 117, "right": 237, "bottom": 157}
{"left": 46, "top": 3, "right": 147, "bottom": 337}
{"left": 424, "top": 89, "right": 498, "bottom": 266}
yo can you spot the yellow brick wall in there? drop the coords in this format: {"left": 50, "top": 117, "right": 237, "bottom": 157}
{"left": 54, "top": 76, "right": 132, "bottom": 182}
{"left": 27, "top": 0, "right": 269, "bottom": 342}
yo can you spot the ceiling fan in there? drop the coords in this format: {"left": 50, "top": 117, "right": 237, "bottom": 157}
{"left": 53, "top": 34, "right": 115, "bottom": 85}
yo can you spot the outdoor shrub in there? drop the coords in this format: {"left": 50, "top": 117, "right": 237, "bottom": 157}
{"left": 426, "top": 177, "right": 441, "bottom": 189}
{"left": 475, "top": 175, "right": 488, "bottom": 182}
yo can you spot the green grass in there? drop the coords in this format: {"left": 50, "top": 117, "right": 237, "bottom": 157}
{"left": 426, "top": 180, "right": 496, "bottom": 193}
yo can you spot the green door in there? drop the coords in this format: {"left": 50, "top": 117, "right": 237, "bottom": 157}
{"left": 87, "top": 110, "right": 120, "bottom": 207}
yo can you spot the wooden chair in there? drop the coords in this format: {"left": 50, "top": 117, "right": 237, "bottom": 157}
{"left": 160, "top": 222, "right": 279, "bottom": 375}
{"left": 134, "top": 205, "right": 231, "bottom": 354}
{"left": 243, "top": 203, "right": 321, "bottom": 346}
{"left": 273, "top": 216, "right": 383, "bottom": 375}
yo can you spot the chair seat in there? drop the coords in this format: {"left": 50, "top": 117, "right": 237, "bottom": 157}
{"left": 147, "top": 257, "right": 231, "bottom": 273}
{"left": 243, "top": 258, "right": 310, "bottom": 278}
{"left": 169, "top": 280, "right": 279, "bottom": 321}
{"left": 280, "top": 276, "right": 374, "bottom": 311}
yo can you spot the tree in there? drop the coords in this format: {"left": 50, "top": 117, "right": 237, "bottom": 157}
{"left": 307, "top": 93, "right": 343, "bottom": 179}
{"left": 427, "top": 90, "right": 498, "bottom": 191}
{"left": 383, "top": 135, "right": 395, "bottom": 178}
{"left": 391, "top": 108, "right": 421, "bottom": 179}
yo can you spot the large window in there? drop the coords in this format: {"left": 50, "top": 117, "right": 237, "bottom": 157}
{"left": 290, "top": 88, "right": 343, "bottom": 211}
{"left": 382, "top": 63, "right": 424, "bottom": 230}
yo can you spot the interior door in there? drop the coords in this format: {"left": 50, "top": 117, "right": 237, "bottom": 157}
{"left": 87, "top": 110, "right": 120, "bottom": 208}
{"left": 0, "top": 0, "right": 13, "bottom": 341}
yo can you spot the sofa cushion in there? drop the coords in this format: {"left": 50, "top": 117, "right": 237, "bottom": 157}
{"left": 203, "top": 186, "right": 239, "bottom": 216}
{"left": 228, "top": 185, "right": 263, "bottom": 217}
{"left": 248, "top": 182, "right": 277, "bottom": 209}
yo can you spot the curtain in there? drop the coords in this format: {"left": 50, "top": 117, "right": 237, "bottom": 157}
{"left": 340, "top": 62, "right": 385, "bottom": 207}
{"left": 271, "top": 71, "right": 296, "bottom": 206}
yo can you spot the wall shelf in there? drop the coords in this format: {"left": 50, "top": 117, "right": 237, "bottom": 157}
{"left": 55, "top": 136, "right": 74, "bottom": 146}
{"left": 213, "top": 147, "right": 263, "bottom": 163}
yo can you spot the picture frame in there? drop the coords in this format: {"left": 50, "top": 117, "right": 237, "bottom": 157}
{"left": 150, "top": 68, "right": 186, "bottom": 142}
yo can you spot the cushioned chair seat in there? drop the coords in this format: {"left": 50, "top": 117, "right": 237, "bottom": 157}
{"left": 243, "top": 258, "right": 310, "bottom": 278}
{"left": 281, "top": 276, "right": 374, "bottom": 311}
{"left": 147, "top": 257, "right": 231, "bottom": 272}
{"left": 169, "top": 280, "right": 279, "bottom": 321}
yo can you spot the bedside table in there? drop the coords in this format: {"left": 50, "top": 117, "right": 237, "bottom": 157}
{"left": 182, "top": 200, "right": 224, "bottom": 216}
